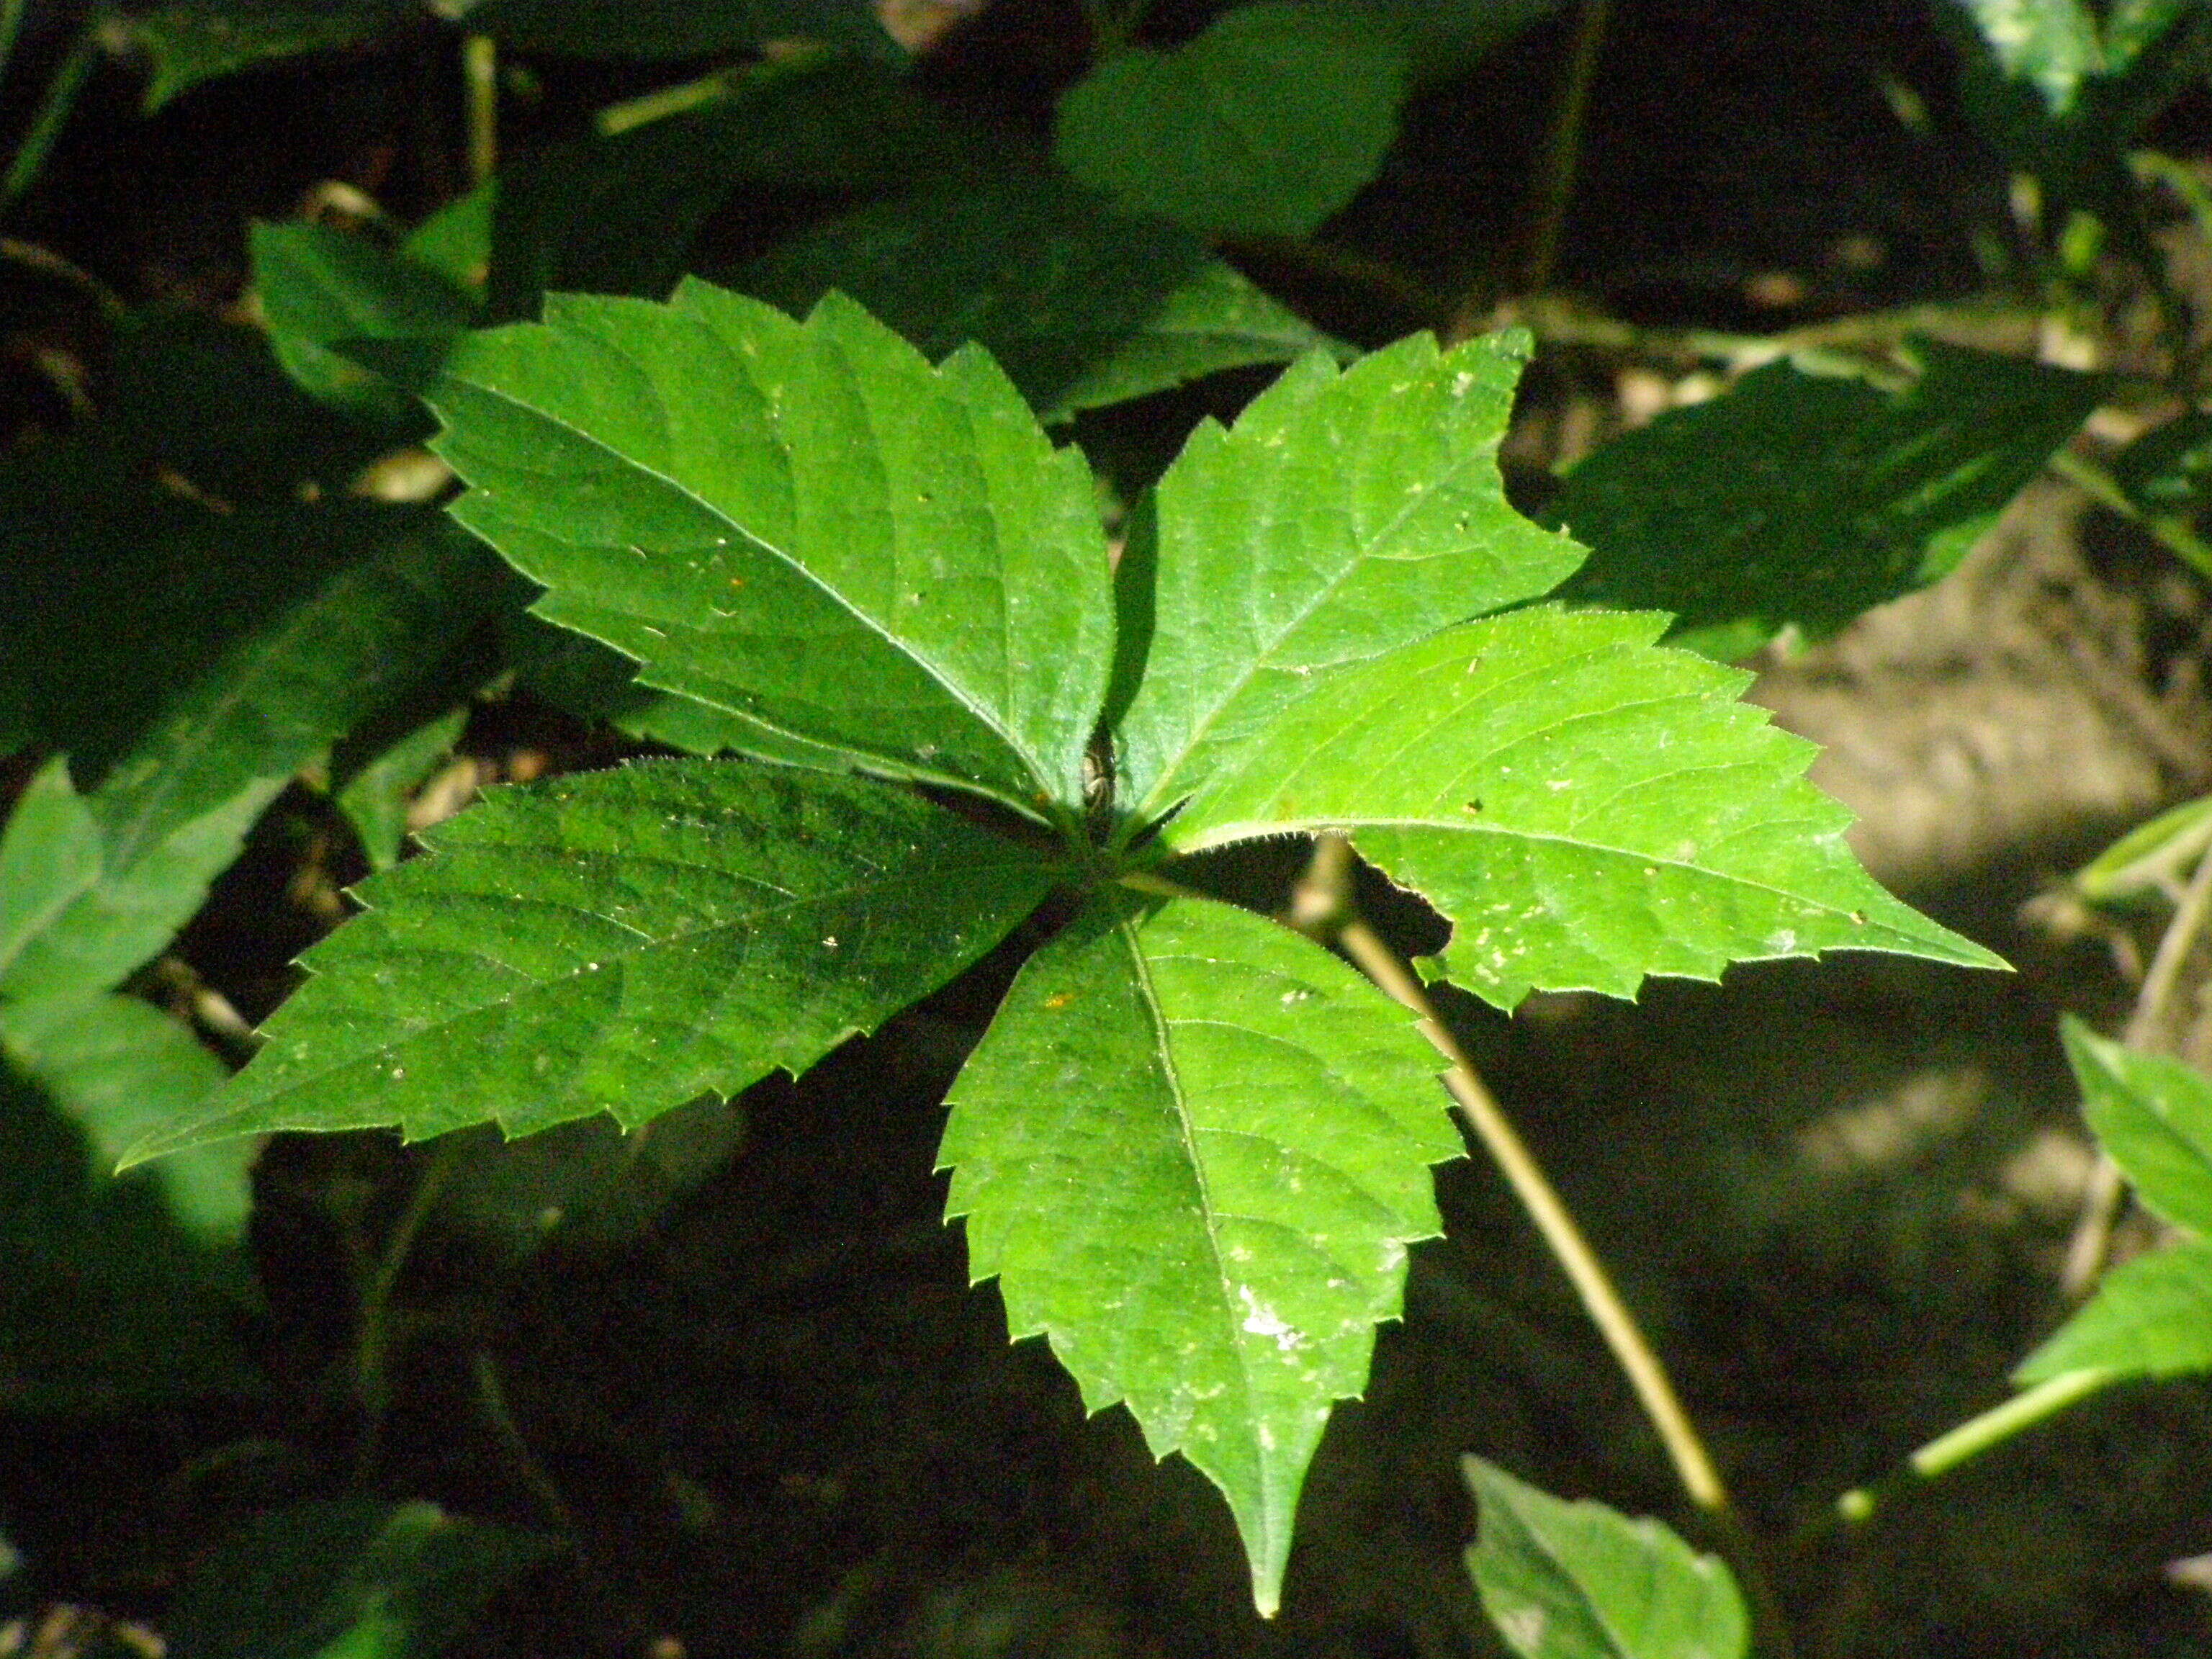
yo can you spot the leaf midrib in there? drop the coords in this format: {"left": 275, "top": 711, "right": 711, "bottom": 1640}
{"left": 1134, "top": 384, "right": 1503, "bottom": 820}
{"left": 448, "top": 356, "right": 1057, "bottom": 814}
{"left": 234, "top": 838, "right": 1046, "bottom": 1111}
{"left": 1115, "top": 906, "right": 1274, "bottom": 1555}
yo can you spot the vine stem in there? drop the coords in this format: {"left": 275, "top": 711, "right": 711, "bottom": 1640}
{"left": 1, "top": 22, "right": 96, "bottom": 215}
{"left": 1520, "top": 0, "right": 1609, "bottom": 295}
{"left": 1833, "top": 1368, "right": 2114, "bottom": 1524}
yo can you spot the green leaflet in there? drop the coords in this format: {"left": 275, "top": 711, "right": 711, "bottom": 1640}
{"left": 940, "top": 891, "right": 1460, "bottom": 1614}
{"left": 1952, "top": 0, "right": 2107, "bottom": 115}
{"left": 487, "top": 59, "right": 985, "bottom": 317}
{"left": 737, "top": 173, "right": 1344, "bottom": 423}
{"left": 1464, "top": 1459, "right": 1748, "bottom": 1659}
{"left": 131, "top": 760, "right": 1061, "bottom": 1156}
{"left": 1552, "top": 342, "right": 2105, "bottom": 644}
{"left": 1164, "top": 607, "right": 2002, "bottom": 1007}
{"left": 0, "top": 992, "right": 246, "bottom": 1241}
{"left": 2060, "top": 1018, "right": 2212, "bottom": 1235}
{"left": 1113, "top": 331, "right": 1583, "bottom": 818}
{"left": 1054, "top": 1, "right": 1408, "bottom": 239}
{"left": 334, "top": 706, "right": 471, "bottom": 871}
{"left": 251, "top": 221, "right": 480, "bottom": 427}
{"left": 2015, "top": 1239, "right": 2212, "bottom": 1382}
{"left": 423, "top": 282, "right": 1115, "bottom": 816}
{"left": 0, "top": 763, "right": 270, "bottom": 1004}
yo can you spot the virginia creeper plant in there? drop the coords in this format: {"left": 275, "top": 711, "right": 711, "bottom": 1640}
{"left": 12, "top": 0, "right": 2212, "bottom": 1650}
{"left": 125, "top": 282, "right": 2000, "bottom": 1611}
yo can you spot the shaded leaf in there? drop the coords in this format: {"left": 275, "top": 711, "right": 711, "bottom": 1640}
{"left": 2015, "top": 1238, "right": 2212, "bottom": 1382}
{"left": 132, "top": 760, "right": 1059, "bottom": 1156}
{"left": 487, "top": 59, "right": 981, "bottom": 317}
{"left": 1055, "top": 1, "right": 1408, "bottom": 238}
{"left": 0, "top": 1055, "right": 260, "bottom": 1409}
{"left": 431, "top": 1092, "right": 746, "bottom": 1262}
{"left": 1114, "top": 330, "right": 1583, "bottom": 819}
{"left": 0, "top": 991, "right": 245, "bottom": 1239}
{"left": 2068, "top": 792, "right": 2212, "bottom": 908}
{"left": 163, "top": 1498, "right": 552, "bottom": 1659}
{"left": 739, "top": 171, "right": 1343, "bottom": 421}
{"left": 1464, "top": 1458, "right": 1748, "bottom": 1659}
{"left": 0, "top": 514, "right": 509, "bottom": 1000}
{"left": 2062, "top": 1017, "right": 2212, "bottom": 1235}
{"left": 1552, "top": 343, "right": 2104, "bottom": 644}
{"left": 941, "top": 891, "right": 1459, "bottom": 1612}
{"left": 403, "top": 181, "right": 497, "bottom": 295}
{"left": 122, "top": 2, "right": 409, "bottom": 110}
{"left": 2110, "top": 410, "right": 2212, "bottom": 514}
{"left": 1166, "top": 607, "right": 2002, "bottom": 1007}
{"left": 424, "top": 282, "right": 1115, "bottom": 814}
{"left": 334, "top": 706, "right": 471, "bottom": 870}
{"left": 251, "top": 221, "right": 480, "bottom": 426}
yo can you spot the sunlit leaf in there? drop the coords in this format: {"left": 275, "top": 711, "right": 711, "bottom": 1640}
{"left": 1464, "top": 1459, "right": 1748, "bottom": 1659}
{"left": 1164, "top": 607, "right": 2002, "bottom": 1007}
{"left": 2015, "top": 1238, "right": 2212, "bottom": 1382}
{"left": 942, "top": 891, "right": 1458, "bottom": 1612}
{"left": 423, "top": 282, "right": 1115, "bottom": 814}
{"left": 132, "top": 761, "right": 1060, "bottom": 1156}
{"left": 2062, "top": 1018, "right": 2212, "bottom": 1236}
{"left": 1113, "top": 329, "right": 1582, "bottom": 819}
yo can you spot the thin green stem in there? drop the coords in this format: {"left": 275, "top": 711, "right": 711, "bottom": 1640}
{"left": 352, "top": 1136, "right": 464, "bottom": 1475}
{"left": 472, "top": 1348, "right": 578, "bottom": 1534}
{"left": 0, "top": 0, "right": 30, "bottom": 90}
{"left": 1834, "top": 1369, "right": 2114, "bottom": 1524}
{"left": 1521, "top": 0, "right": 1609, "bottom": 295}
{"left": 462, "top": 34, "right": 497, "bottom": 186}
{"left": 2046, "top": 448, "right": 2212, "bottom": 583}
{"left": 1, "top": 22, "right": 97, "bottom": 216}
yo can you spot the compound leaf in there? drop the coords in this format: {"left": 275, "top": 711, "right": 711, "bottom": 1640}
{"left": 132, "top": 760, "right": 1059, "bottom": 1157}
{"left": 1165, "top": 607, "right": 2001, "bottom": 1007}
{"left": 1115, "top": 330, "right": 1583, "bottom": 819}
{"left": 940, "top": 891, "right": 1459, "bottom": 1614}
{"left": 1552, "top": 342, "right": 2104, "bottom": 647}
{"left": 2015, "top": 1238, "right": 2212, "bottom": 1382}
{"left": 1464, "top": 1458, "right": 1748, "bottom": 1659}
{"left": 2062, "top": 1018, "right": 2212, "bottom": 1236}
{"left": 1055, "top": 1, "right": 1408, "bottom": 238}
{"left": 424, "top": 282, "right": 1115, "bottom": 816}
